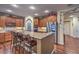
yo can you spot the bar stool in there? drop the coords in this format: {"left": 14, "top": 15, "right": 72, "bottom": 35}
{"left": 12, "top": 32, "right": 18, "bottom": 53}
{"left": 23, "top": 34, "right": 37, "bottom": 53}
{"left": 27, "top": 34, "right": 37, "bottom": 47}
{"left": 12, "top": 32, "right": 23, "bottom": 54}
{"left": 17, "top": 32, "right": 23, "bottom": 41}
{"left": 22, "top": 35, "right": 28, "bottom": 43}
{"left": 12, "top": 32, "right": 19, "bottom": 45}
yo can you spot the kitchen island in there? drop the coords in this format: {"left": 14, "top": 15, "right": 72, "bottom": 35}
{"left": 15, "top": 30, "right": 55, "bottom": 54}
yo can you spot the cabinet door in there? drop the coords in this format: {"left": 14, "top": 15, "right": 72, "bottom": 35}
{"left": 39, "top": 20, "right": 43, "bottom": 27}
{"left": 6, "top": 17, "right": 15, "bottom": 24}
{"left": 5, "top": 32, "right": 12, "bottom": 42}
{"left": 16, "top": 19, "right": 23, "bottom": 27}
{"left": 20, "top": 19, "right": 24, "bottom": 27}
{"left": 0, "top": 33, "right": 4, "bottom": 43}
{"left": 42, "top": 19, "right": 47, "bottom": 27}
{"left": 0, "top": 17, "right": 5, "bottom": 27}
{"left": 34, "top": 19, "right": 38, "bottom": 26}
{"left": 16, "top": 19, "right": 20, "bottom": 27}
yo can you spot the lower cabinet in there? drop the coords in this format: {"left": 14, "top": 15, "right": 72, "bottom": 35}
{"left": 5, "top": 32, "right": 13, "bottom": 42}
{"left": 0, "top": 33, "right": 5, "bottom": 43}
{"left": 0, "top": 32, "right": 13, "bottom": 43}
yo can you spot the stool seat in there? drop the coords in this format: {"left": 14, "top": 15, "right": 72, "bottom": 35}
{"left": 29, "top": 40, "right": 37, "bottom": 47}
{"left": 23, "top": 34, "right": 37, "bottom": 47}
{"left": 22, "top": 35, "right": 28, "bottom": 41}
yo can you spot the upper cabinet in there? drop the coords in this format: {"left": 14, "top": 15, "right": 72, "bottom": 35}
{"left": 0, "top": 16, "right": 5, "bottom": 27}
{"left": 34, "top": 15, "right": 57, "bottom": 27}
{"left": 47, "top": 16, "right": 57, "bottom": 22}
{"left": 16, "top": 19, "right": 24, "bottom": 27}
{"left": 0, "top": 16, "right": 24, "bottom": 27}
{"left": 33, "top": 18, "right": 39, "bottom": 26}
{"left": 39, "top": 20, "right": 44, "bottom": 27}
{"left": 5, "top": 17, "right": 16, "bottom": 27}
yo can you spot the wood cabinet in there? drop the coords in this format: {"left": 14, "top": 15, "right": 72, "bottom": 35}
{"left": 5, "top": 17, "right": 15, "bottom": 24}
{"left": 0, "top": 16, "right": 5, "bottom": 27}
{"left": 5, "top": 32, "right": 12, "bottom": 42}
{"left": 0, "top": 32, "right": 13, "bottom": 43}
{"left": 0, "top": 16, "right": 24, "bottom": 27}
{"left": 16, "top": 19, "right": 24, "bottom": 27}
{"left": 34, "top": 18, "right": 38, "bottom": 26}
{"left": 38, "top": 19, "right": 47, "bottom": 27}
{"left": 39, "top": 20, "right": 43, "bottom": 27}
{"left": 34, "top": 16, "right": 56, "bottom": 27}
{"left": 0, "top": 33, "right": 4, "bottom": 43}
{"left": 47, "top": 16, "right": 57, "bottom": 22}
{"left": 42, "top": 18, "right": 47, "bottom": 27}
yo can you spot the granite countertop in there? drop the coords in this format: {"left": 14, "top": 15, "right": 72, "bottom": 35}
{"left": 0, "top": 30, "right": 6, "bottom": 33}
{"left": 15, "top": 30, "right": 54, "bottom": 39}
{"left": 0, "top": 29, "right": 54, "bottom": 39}
{"left": 0, "top": 27, "right": 23, "bottom": 33}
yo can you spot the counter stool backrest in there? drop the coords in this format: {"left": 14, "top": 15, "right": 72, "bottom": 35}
{"left": 26, "top": 34, "right": 32, "bottom": 42}
{"left": 22, "top": 35, "right": 28, "bottom": 41}
{"left": 17, "top": 32, "right": 23, "bottom": 41}
{"left": 12, "top": 32, "right": 19, "bottom": 44}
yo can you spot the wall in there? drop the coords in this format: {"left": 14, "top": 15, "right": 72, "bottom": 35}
{"left": 57, "top": 11, "right": 64, "bottom": 45}
{"left": 64, "top": 16, "right": 79, "bottom": 38}
{"left": 72, "top": 17, "right": 79, "bottom": 38}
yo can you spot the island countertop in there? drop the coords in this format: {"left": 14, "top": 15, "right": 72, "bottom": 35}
{"left": 15, "top": 30, "right": 55, "bottom": 39}
{"left": 0, "top": 29, "right": 55, "bottom": 40}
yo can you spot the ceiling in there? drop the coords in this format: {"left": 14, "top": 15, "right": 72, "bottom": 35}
{"left": 0, "top": 4, "right": 79, "bottom": 17}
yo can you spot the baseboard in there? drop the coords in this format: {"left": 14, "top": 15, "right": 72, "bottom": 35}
{"left": 70, "top": 35, "right": 79, "bottom": 39}
{"left": 74, "top": 37, "right": 79, "bottom": 39}
{"left": 65, "top": 35, "right": 76, "bottom": 39}
{"left": 56, "top": 43, "right": 64, "bottom": 46}
{"left": 65, "top": 34, "right": 79, "bottom": 39}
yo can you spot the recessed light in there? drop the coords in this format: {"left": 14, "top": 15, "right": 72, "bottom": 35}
{"left": 34, "top": 13, "right": 38, "bottom": 16}
{"left": 44, "top": 10, "right": 49, "bottom": 13}
{"left": 29, "top": 6, "right": 36, "bottom": 10}
{"left": 6, "top": 9, "right": 13, "bottom": 12}
{"left": 69, "top": 15, "right": 73, "bottom": 17}
{"left": 11, "top": 4, "right": 19, "bottom": 8}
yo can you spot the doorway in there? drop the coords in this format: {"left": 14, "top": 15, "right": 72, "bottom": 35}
{"left": 64, "top": 21, "right": 71, "bottom": 36}
{"left": 25, "top": 19, "right": 32, "bottom": 31}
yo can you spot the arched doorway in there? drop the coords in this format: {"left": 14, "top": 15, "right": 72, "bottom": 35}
{"left": 25, "top": 19, "right": 32, "bottom": 31}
